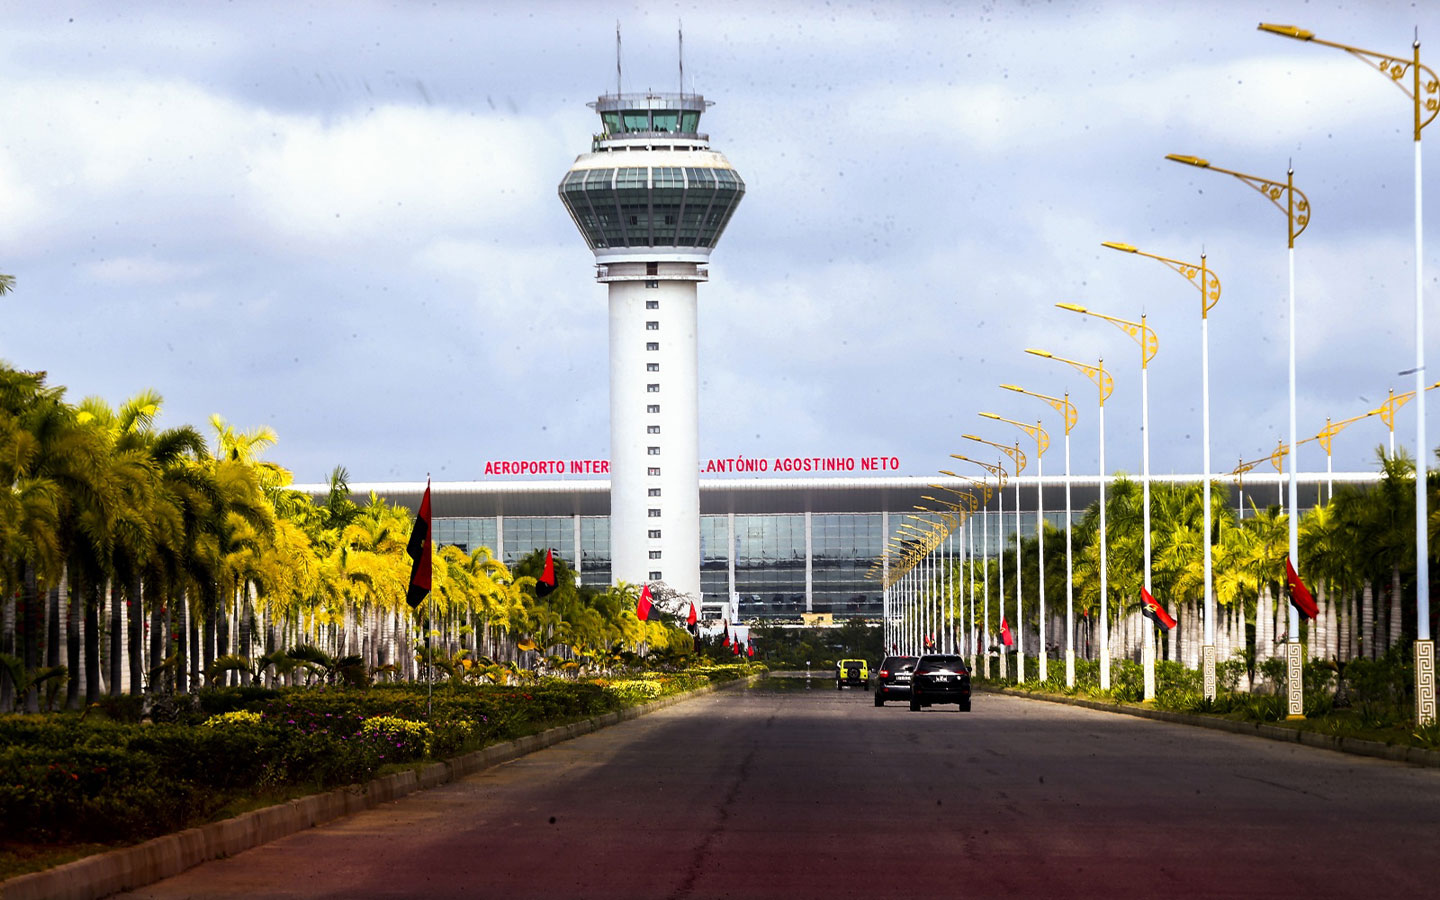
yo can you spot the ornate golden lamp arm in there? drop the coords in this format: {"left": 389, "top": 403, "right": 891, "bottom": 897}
{"left": 1165, "top": 155, "right": 1311, "bottom": 247}
{"left": 960, "top": 434, "right": 1027, "bottom": 477}
{"left": 1101, "top": 242, "right": 1221, "bottom": 317}
{"left": 1259, "top": 24, "right": 1439, "bottom": 139}
{"left": 1055, "top": 303, "right": 1158, "bottom": 368}
{"left": 1026, "top": 348, "right": 1114, "bottom": 406}
{"left": 1001, "top": 383, "right": 1077, "bottom": 436}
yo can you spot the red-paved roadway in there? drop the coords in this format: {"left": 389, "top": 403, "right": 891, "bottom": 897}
{"left": 121, "top": 680, "right": 1440, "bottom": 899}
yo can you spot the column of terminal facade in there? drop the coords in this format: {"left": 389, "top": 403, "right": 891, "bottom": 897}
{"left": 558, "top": 91, "right": 744, "bottom": 603}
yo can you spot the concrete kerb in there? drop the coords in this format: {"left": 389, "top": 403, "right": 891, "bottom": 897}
{"left": 1, "top": 672, "right": 765, "bottom": 900}
{"left": 978, "top": 684, "right": 1440, "bottom": 768}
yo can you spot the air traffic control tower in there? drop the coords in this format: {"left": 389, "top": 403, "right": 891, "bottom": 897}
{"left": 558, "top": 91, "right": 745, "bottom": 604}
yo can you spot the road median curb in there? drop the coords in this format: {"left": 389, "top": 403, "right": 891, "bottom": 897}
{"left": 1, "top": 673, "right": 764, "bottom": 900}
{"left": 978, "top": 685, "right": 1440, "bottom": 768}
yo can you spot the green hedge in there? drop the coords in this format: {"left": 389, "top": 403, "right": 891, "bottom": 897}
{"left": 1, "top": 664, "right": 762, "bottom": 845}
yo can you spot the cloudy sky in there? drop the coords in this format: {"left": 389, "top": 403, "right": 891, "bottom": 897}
{"left": 3, "top": 0, "right": 1438, "bottom": 487}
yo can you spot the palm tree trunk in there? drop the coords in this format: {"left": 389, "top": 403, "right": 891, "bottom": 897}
{"left": 216, "top": 597, "right": 229, "bottom": 684}
{"left": 1389, "top": 566, "right": 1402, "bottom": 653}
{"left": 107, "top": 580, "right": 122, "bottom": 696}
{"left": 175, "top": 595, "right": 188, "bottom": 693}
{"left": 85, "top": 581, "right": 102, "bottom": 704}
{"left": 1261, "top": 581, "right": 1272, "bottom": 659}
{"left": 1362, "top": 580, "right": 1375, "bottom": 659}
{"left": 203, "top": 606, "right": 217, "bottom": 686}
{"left": 129, "top": 573, "right": 144, "bottom": 694}
{"left": 148, "top": 583, "right": 164, "bottom": 692}
{"left": 20, "top": 565, "right": 40, "bottom": 713}
{"left": 237, "top": 588, "right": 249, "bottom": 683}
{"left": 66, "top": 571, "right": 81, "bottom": 708}
{"left": 1324, "top": 585, "right": 1337, "bottom": 660}
{"left": 0, "top": 590, "right": 12, "bottom": 712}
{"left": 47, "top": 584, "right": 62, "bottom": 668}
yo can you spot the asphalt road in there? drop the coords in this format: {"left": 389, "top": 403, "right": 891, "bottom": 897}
{"left": 121, "top": 679, "right": 1440, "bottom": 899}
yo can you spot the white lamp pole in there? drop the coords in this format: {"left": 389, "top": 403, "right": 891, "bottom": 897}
{"left": 960, "top": 442, "right": 1026, "bottom": 682}
{"left": 1005, "top": 384, "right": 1078, "bottom": 687}
{"left": 1103, "top": 239, "right": 1223, "bottom": 699}
{"left": 1028, "top": 349, "right": 1114, "bottom": 688}
{"left": 982, "top": 412, "right": 1051, "bottom": 682}
{"left": 1057, "top": 304, "right": 1160, "bottom": 699}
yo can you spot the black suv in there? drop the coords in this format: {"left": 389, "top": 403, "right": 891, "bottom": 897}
{"left": 873, "top": 655, "right": 918, "bottom": 706}
{"left": 909, "top": 654, "right": 972, "bottom": 712}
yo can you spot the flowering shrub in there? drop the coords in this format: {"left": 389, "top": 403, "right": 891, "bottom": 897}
{"left": 360, "top": 715, "right": 433, "bottom": 759}
{"left": 601, "top": 680, "right": 663, "bottom": 703}
{"left": 202, "top": 710, "right": 264, "bottom": 728}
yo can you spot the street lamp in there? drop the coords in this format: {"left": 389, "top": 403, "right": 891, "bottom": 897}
{"left": 1164, "top": 154, "right": 1311, "bottom": 715}
{"left": 1260, "top": 21, "right": 1439, "bottom": 723}
{"left": 1058, "top": 302, "right": 1163, "bottom": 700}
{"left": 981, "top": 411, "right": 1051, "bottom": 682}
{"left": 1316, "top": 410, "right": 1382, "bottom": 501}
{"left": 1233, "top": 457, "right": 1261, "bottom": 522}
{"left": 1028, "top": 347, "right": 1115, "bottom": 688}
{"left": 962, "top": 435, "right": 1028, "bottom": 683}
{"left": 933, "top": 478, "right": 993, "bottom": 668}
{"left": 1373, "top": 382, "right": 1440, "bottom": 458}
{"left": 899, "top": 519, "right": 944, "bottom": 653}
{"left": 1102, "top": 240, "right": 1222, "bottom": 700}
{"left": 947, "top": 461, "right": 1008, "bottom": 676}
{"left": 1003, "top": 383, "right": 1080, "bottom": 686}
{"left": 915, "top": 505, "right": 962, "bottom": 654}
{"left": 923, "top": 497, "right": 973, "bottom": 655}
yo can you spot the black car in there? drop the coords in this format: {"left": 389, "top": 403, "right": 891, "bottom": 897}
{"left": 873, "top": 655, "right": 918, "bottom": 706}
{"left": 909, "top": 654, "right": 971, "bottom": 712}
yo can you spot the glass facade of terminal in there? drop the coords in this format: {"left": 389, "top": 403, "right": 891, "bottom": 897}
{"left": 430, "top": 510, "right": 1071, "bottom": 621}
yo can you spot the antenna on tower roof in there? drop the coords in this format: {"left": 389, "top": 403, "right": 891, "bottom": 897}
{"left": 678, "top": 19, "right": 684, "bottom": 104}
{"left": 615, "top": 21, "right": 623, "bottom": 98}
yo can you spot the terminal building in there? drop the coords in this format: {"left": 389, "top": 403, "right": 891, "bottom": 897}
{"left": 319, "top": 472, "right": 1375, "bottom": 622}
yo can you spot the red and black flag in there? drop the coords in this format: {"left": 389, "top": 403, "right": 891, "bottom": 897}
{"left": 636, "top": 584, "right": 653, "bottom": 621}
{"left": 405, "top": 480, "right": 432, "bottom": 609}
{"left": 1000, "top": 617, "right": 1013, "bottom": 647}
{"left": 536, "top": 549, "right": 557, "bottom": 598}
{"left": 747, "top": 640, "right": 754, "bottom": 658}
{"left": 687, "top": 602, "right": 698, "bottom": 628}
{"left": 722, "top": 623, "right": 731, "bottom": 648}
{"left": 1140, "top": 587, "right": 1177, "bottom": 633}
{"left": 1285, "top": 557, "right": 1319, "bottom": 620}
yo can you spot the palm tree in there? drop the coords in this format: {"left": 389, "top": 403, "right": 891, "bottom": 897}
{"left": 0, "top": 367, "right": 65, "bottom": 711}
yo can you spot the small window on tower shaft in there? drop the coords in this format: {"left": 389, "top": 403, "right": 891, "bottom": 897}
{"left": 649, "top": 550, "right": 662, "bottom": 559}
{"left": 646, "top": 300, "right": 659, "bottom": 309}
{"left": 649, "top": 529, "right": 661, "bottom": 538}
{"left": 647, "top": 363, "right": 659, "bottom": 372}
{"left": 647, "top": 342, "right": 659, "bottom": 351}
{"left": 648, "top": 467, "right": 660, "bottom": 476}
{"left": 648, "top": 488, "right": 661, "bottom": 496}
{"left": 646, "top": 321, "right": 659, "bottom": 330}
{"left": 649, "top": 570, "right": 662, "bottom": 580}
{"left": 646, "top": 262, "right": 658, "bottom": 276}
{"left": 647, "top": 404, "right": 660, "bottom": 413}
